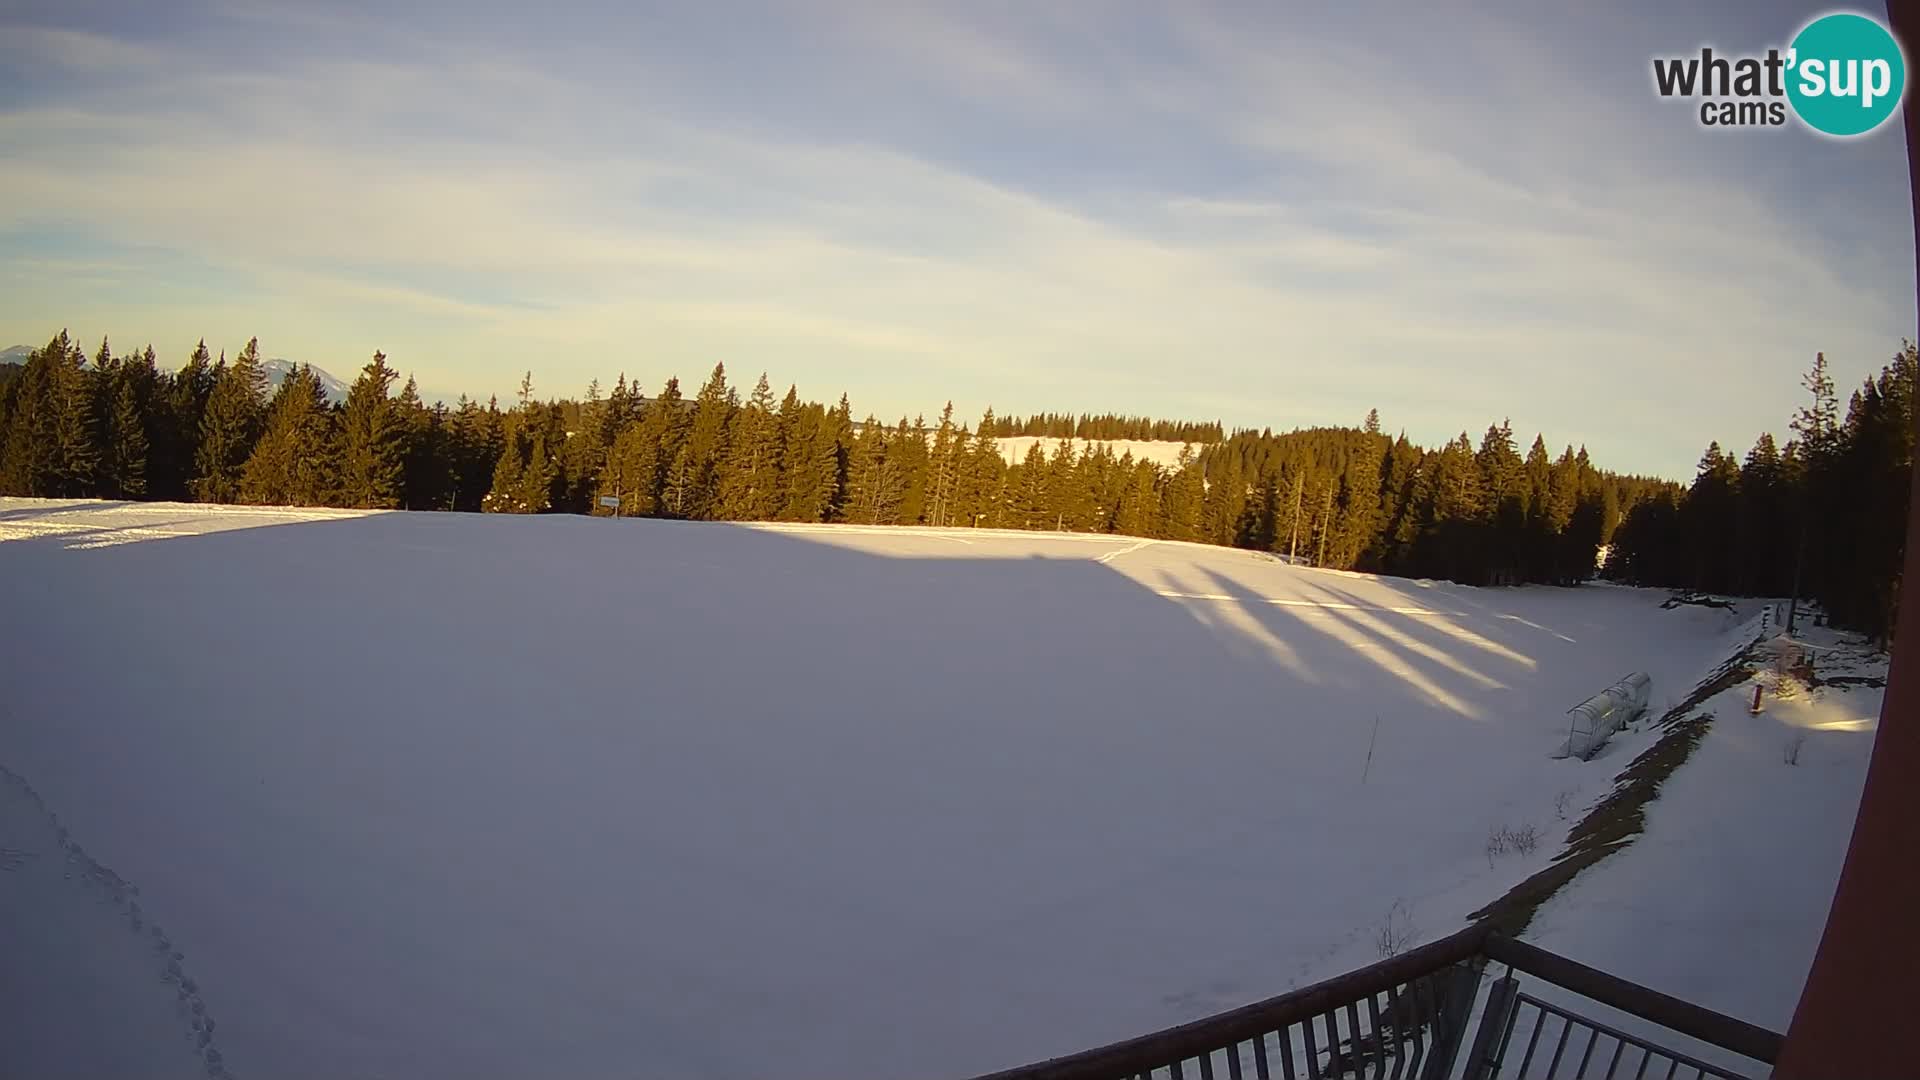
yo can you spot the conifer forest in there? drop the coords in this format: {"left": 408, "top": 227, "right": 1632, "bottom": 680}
{"left": 0, "top": 330, "right": 1911, "bottom": 640}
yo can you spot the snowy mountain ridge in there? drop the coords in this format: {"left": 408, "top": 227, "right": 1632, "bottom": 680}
{"left": 256, "top": 357, "right": 350, "bottom": 403}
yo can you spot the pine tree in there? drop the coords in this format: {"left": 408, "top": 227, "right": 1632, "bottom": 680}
{"left": 1162, "top": 445, "right": 1204, "bottom": 541}
{"left": 41, "top": 330, "right": 101, "bottom": 498}
{"left": 1791, "top": 352, "right": 1840, "bottom": 456}
{"left": 338, "top": 351, "right": 405, "bottom": 508}
{"left": 925, "top": 403, "right": 961, "bottom": 527}
{"left": 102, "top": 368, "right": 151, "bottom": 499}
{"left": 1243, "top": 468, "right": 1282, "bottom": 551}
{"left": 1682, "top": 442, "right": 1741, "bottom": 593}
{"left": 194, "top": 337, "right": 268, "bottom": 502}
{"left": 484, "top": 428, "right": 530, "bottom": 513}
{"left": 1200, "top": 452, "right": 1245, "bottom": 546}
{"left": 666, "top": 363, "right": 735, "bottom": 519}
{"left": 1283, "top": 466, "right": 1307, "bottom": 560}
{"left": 603, "top": 378, "right": 677, "bottom": 518}
{"left": 153, "top": 341, "right": 216, "bottom": 500}
{"left": 948, "top": 410, "right": 1006, "bottom": 528}
{"left": 822, "top": 393, "right": 854, "bottom": 522}
{"left": 0, "top": 333, "right": 68, "bottom": 495}
{"left": 97, "top": 345, "right": 160, "bottom": 499}
{"left": 1009, "top": 441, "right": 1050, "bottom": 528}
{"left": 1418, "top": 433, "right": 1487, "bottom": 581}
{"left": 844, "top": 417, "right": 907, "bottom": 524}
{"left": 519, "top": 428, "right": 557, "bottom": 513}
{"left": 715, "top": 373, "right": 783, "bottom": 520}
{"left": 444, "top": 396, "right": 492, "bottom": 511}
{"left": 776, "top": 401, "right": 824, "bottom": 521}
{"left": 1113, "top": 457, "right": 1162, "bottom": 537}
{"left": 1735, "top": 432, "right": 1784, "bottom": 596}
{"left": 241, "top": 365, "right": 336, "bottom": 506}
{"left": 893, "top": 416, "right": 932, "bottom": 526}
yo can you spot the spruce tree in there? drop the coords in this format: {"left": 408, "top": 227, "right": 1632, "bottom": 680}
{"left": 1682, "top": 442, "right": 1740, "bottom": 593}
{"left": 443, "top": 396, "right": 491, "bottom": 511}
{"left": 41, "top": 331, "right": 101, "bottom": 498}
{"left": 195, "top": 336, "right": 268, "bottom": 502}
{"left": 102, "top": 369, "right": 151, "bottom": 499}
{"left": 1736, "top": 432, "right": 1783, "bottom": 595}
{"left": 948, "top": 409, "right": 1006, "bottom": 528}
{"left": 667, "top": 363, "right": 735, "bottom": 518}
{"left": 338, "top": 351, "right": 404, "bottom": 509}
{"left": 844, "top": 417, "right": 907, "bottom": 525}
{"left": 0, "top": 334, "right": 64, "bottom": 495}
{"left": 1009, "top": 441, "right": 1050, "bottom": 528}
{"left": 823, "top": 393, "right": 854, "bottom": 522}
{"left": 518, "top": 428, "right": 557, "bottom": 513}
{"left": 1200, "top": 451, "right": 1245, "bottom": 546}
{"left": 241, "top": 365, "right": 336, "bottom": 506}
{"left": 393, "top": 376, "right": 450, "bottom": 510}
{"left": 1113, "top": 457, "right": 1162, "bottom": 537}
{"left": 893, "top": 416, "right": 932, "bottom": 526}
{"left": 1162, "top": 446, "right": 1204, "bottom": 541}
{"left": 713, "top": 377, "right": 784, "bottom": 520}
{"left": 483, "top": 427, "right": 531, "bottom": 513}
{"left": 925, "top": 402, "right": 961, "bottom": 527}
{"left": 153, "top": 341, "right": 216, "bottom": 500}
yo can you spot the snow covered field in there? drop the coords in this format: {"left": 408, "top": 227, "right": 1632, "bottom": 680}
{"left": 991, "top": 436, "right": 1196, "bottom": 468}
{"left": 0, "top": 499, "right": 1871, "bottom": 1078}
{"left": 1522, "top": 628, "right": 1882, "bottom": 1069}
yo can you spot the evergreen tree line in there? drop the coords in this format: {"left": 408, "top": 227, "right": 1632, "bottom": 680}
{"left": 3, "top": 329, "right": 1907, "bottom": 635}
{"left": 985, "top": 412, "right": 1224, "bottom": 442}
{"left": 1188, "top": 410, "right": 1670, "bottom": 587}
{"left": 1604, "top": 348, "right": 1916, "bottom": 642}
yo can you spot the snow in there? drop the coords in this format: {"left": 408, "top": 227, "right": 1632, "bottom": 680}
{"left": 0, "top": 766, "right": 223, "bottom": 1080}
{"left": 258, "top": 358, "right": 350, "bottom": 404}
{"left": 990, "top": 436, "right": 1197, "bottom": 468}
{"left": 1517, "top": 627, "right": 1882, "bottom": 1072}
{"left": 0, "top": 499, "right": 1865, "bottom": 1079}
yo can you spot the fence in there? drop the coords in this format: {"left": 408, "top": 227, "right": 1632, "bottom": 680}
{"left": 965, "top": 928, "right": 1779, "bottom": 1080}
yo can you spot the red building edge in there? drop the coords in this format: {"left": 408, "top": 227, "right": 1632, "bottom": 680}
{"left": 1771, "top": 3, "right": 1920, "bottom": 1072}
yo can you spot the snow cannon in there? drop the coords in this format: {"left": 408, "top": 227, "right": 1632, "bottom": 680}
{"left": 1554, "top": 672, "right": 1652, "bottom": 761}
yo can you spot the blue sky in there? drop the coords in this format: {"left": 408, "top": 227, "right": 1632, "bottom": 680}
{"left": 1, "top": 1, "right": 1913, "bottom": 477}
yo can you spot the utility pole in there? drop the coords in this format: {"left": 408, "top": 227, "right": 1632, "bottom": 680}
{"left": 1317, "top": 486, "right": 1333, "bottom": 567}
{"left": 1786, "top": 514, "right": 1807, "bottom": 634}
{"left": 1288, "top": 473, "right": 1304, "bottom": 562}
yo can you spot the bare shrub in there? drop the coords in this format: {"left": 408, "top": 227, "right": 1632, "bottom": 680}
{"left": 1510, "top": 823, "right": 1539, "bottom": 854}
{"left": 1784, "top": 733, "right": 1806, "bottom": 766}
{"left": 1486, "top": 822, "right": 1541, "bottom": 866}
{"left": 1553, "top": 789, "right": 1577, "bottom": 821}
{"left": 1375, "top": 899, "right": 1416, "bottom": 959}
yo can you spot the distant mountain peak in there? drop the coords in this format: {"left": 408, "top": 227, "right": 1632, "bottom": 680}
{"left": 259, "top": 358, "right": 350, "bottom": 404}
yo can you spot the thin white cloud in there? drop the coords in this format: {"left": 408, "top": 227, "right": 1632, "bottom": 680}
{"left": 0, "top": 11, "right": 1910, "bottom": 476}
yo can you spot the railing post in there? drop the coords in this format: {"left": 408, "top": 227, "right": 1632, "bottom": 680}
{"left": 1419, "top": 960, "right": 1487, "bottom": 1080}
{"left": 1458, "top": 973, "right": 1520, "bottom": 1080}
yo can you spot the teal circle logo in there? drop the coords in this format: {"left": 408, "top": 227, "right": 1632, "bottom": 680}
{"left": 1787, "top": 12, "right": 1906, "bottom": 136}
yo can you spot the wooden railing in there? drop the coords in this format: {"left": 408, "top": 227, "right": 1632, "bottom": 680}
{"left": 964, "top": 927, "right": 1781, "bottom": 1080}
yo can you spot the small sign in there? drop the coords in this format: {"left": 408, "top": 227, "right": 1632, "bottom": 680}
{"left": 598, "top": 495, "right": 622, "bottom": 509}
